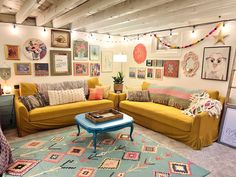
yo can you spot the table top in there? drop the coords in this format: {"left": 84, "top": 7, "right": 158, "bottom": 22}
{"left": 75, "top": 113, "right": 133, "bottom": 131}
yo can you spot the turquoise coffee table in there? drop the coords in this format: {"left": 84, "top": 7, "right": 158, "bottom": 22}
{"left": 75, "top": 113, "right": 134, "bottom": 153}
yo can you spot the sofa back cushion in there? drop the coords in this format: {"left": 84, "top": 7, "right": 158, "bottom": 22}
{"left": 48, "top": 88, "right": 86, "bottom": 106}
{"left": 20, "top": 83, "right": 37, "bottom": 96}
{"left": 127, "top": 90, "right": 150, "bottom": 102}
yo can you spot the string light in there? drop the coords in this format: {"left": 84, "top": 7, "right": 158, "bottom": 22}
{"left": 44, "top": 27, "right": 46, "bottom": 32}
{"left": 191, "top": 25, "right": 196, "bottom": 38}
{"left": 13, "top": 23, "right": 16, "bottom": 28}
{"left": 170, "top": 29, "right": 172, "bottom": 36}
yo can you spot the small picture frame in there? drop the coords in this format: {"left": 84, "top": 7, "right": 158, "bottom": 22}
{"left": 51, "top": 30, "right": 71, "bottom": 48}
{"left": 129, "top": 67, "right": 136, "bottom": 78}
{"left": 147, "top": 68, "right": 154, "bottom": 79}
{"left": 101, "top": 51, "right": 113, "bottom": 73}
{"left": 73, "top": 40, "right": 89, "bottom": 60}
{"left": 163, "top": 60, "right": 179, "bottom": 78}
{"left": 137, "top": 68, "right": 146, "bottom": 79}
{"left": 155, "top": 68, "right": 163, "bottom": 80}
{"left": 35, "top": 63, "right": 49, "bottom": 76}
{"left": 201, "top": 46, "right": 231, "bottom": 81}
{"left": 14, "top": 63, "right": 31, "bottom": 75}
{"left": 73, "top": 62, "right": 89, "bottom": 76}
{"left": 90, "top": 63, "right": 100, "bottom": 76}
{"left": 5, "top": 45, "right": 20, "bottom": 60}
{"left": 50, "top": 50, "right": 72, "bottom": 76}
{"left": 146, "top": 60, "right": 152, "bottom": 66}
{"left": 90, "top": 45, "right": 100, "bottom": 61}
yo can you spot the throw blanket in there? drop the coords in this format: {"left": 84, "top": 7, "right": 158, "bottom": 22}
{"left": 0, "top": 128, "right": 13, "bottom": 174}
{"left": 183, "top": 92, "right": 222, "bottom": 118}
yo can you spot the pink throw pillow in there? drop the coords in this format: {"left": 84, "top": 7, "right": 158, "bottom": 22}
{"left": 88, "top": 88, "right": 104, "bottom": 100}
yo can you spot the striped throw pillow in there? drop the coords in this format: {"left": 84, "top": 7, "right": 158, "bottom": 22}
{"left": 147, "top": 84, "right": 171, "bottom": 105}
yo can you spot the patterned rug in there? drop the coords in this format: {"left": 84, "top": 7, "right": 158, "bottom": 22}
{"left": 4, "top": 126, "right": 209, "bottom": 177}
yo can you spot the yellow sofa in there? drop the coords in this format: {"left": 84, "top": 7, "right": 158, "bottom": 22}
{"left": 15, "top": 78, "right": 118, "bottom": 137}
{"left": 119, "top": 82, "right": 225, "bottom": 150}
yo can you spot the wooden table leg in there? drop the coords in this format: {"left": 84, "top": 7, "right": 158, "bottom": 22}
{"left": 93, "top": 131, "right": 97, "bottom": 153}
{"left": 130, "top": 124, "right": 134, "bottom": 141}
{"left": 77, "top": 124, "right": 80, "bottom": 136}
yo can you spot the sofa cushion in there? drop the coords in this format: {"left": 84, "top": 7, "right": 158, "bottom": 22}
{"left": 127, "top": 90, "right": 150, "bottom": 102}
{"left": 20, "top": 83, "right": 37, "bottom": 96}
{"left": 87, "top": 77, "right": 100, "bottom": 88}
{"left": 29, "top": 100, "right": 113, "bottom": 122}
{"left": 120, "top": 100, "right": 193, "bottom": 131}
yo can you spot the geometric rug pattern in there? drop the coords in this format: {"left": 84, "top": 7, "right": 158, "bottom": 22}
{"left": 4, "top": 126, "right": 210, "bottom": 177}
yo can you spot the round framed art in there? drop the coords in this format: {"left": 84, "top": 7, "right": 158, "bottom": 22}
{"left": 133, "top": 43, "right": 147, "bottom": 64}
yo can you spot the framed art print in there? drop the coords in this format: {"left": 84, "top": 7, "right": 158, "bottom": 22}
{"left": 90, "top": 63, "right": 100, "bottom": 76}
{"left": 201, "top": 46, "right": 231, "bottom": 81}
{"left": 4, "top": 45, "right": 20, "bottom": 60}
{"left": 146, "top": 60, "right": 152, "bottom": 66}
{"left": 147, "top": 68, "right": 154, "bottom": 79}
{"left": 50, "top": 50, "right": 72, "bottom": 76}
{"left": 73, "top": 40, "right": 88, "bottom": 60}
{"left": 51, "top": 30, "right": 71, "bottom": 48}
{"left": 73, "top": 62, "right": 89, "bottom": 76}
{"left": 163, "top": 60, "right": 179, "bottom": 77}
{"left": 137, "top": 68, "right": 146, "bottom": 79}
{"left": 90, "top": 45, "right": 100, "bottom": 61}
{"left": 24, "top": 38, "right": 47, "bottom": 60}
{"left": 35, "top": 63, "right": 49, "bottom": 76}
{"left": 155, "top": 68, "right": 163, "bottom": 79}
{"left": 14, "top": 63, "right": 31, "bottom": 75}
{"left": 129, "top": 67, "right": 136, "bottom": 78}
{"left": 101, "top": 51, "right": 113, "bottom": 72}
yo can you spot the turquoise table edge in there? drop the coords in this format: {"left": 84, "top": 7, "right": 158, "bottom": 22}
{"left": 75, "top": 113, "right": 134, "bottom": 153}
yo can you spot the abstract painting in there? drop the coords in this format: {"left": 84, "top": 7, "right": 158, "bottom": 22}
{"left": 137, "top": 68, "right": 146, "bottom": 79}
{"left": 73, "top": 62, "right": 89, "bottom": 76}
{"left": 4, "top": 45, "right": 20, "bottom": 60}
{"left": 90, "top": 63, "right": 100, "bottom": 76}
{"left": 51, "top": 30, "right": 71, "bottom": 48}
{"left": 35, "top": 63, "right": 49, "bottom": 76}
{"left": 73, "top": 40, "right": 88, "bottom": 60}
{"left": 163, "top": 60, "right": 179, "bottom": 77}
{"left": 24, "top": 39, "right": 47, "bottom": 60}
{"left": 89, "top": 45, "right": 100, "bottom": 61}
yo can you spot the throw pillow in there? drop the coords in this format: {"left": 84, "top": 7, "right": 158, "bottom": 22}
{"left": 95, "top": 85, "right": 111, "bottom": 99}
{"left": 19, "top": 92, "right": 47, "bottom": 111}
{"left": 88, "top": 88, "right": 104, "bottom": 100}
{"left": 48, "top": 88, "right": 86, "bottom": 106}
{"left": 127, "top": 90, "right": 150, "bottom": 102}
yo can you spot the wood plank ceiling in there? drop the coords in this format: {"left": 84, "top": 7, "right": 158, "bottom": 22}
{"left": 0, "top": 0, "right": 236, "bottom": 36}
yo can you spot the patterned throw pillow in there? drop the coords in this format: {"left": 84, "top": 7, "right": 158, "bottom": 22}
{"left": 127, "top": 90, "right": 150, "bottom": 102}
{"left": 88, "top": 88, "right": 104, "bottom": 100}
{"left": 95, "top": 85, "right": 111, "bottom": 99}
{"left": 19, "top": 92, "right": 47, "bottom": 111}
{"left": 147, "top": 84, "right": 171, "bottom": 105}
{"left": 48, "top": 88, "right": 86, "bottom": 106}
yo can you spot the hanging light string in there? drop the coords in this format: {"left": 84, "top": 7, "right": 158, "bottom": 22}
{"left": 154, "top": 22, "right": 222, "bottom": 49}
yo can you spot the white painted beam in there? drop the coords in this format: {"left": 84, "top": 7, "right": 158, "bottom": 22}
{"left": 0, "top": 0, "right": 5, "bottom": 12}
{"left": 16, "top": 0, "right": 45, "bottom": 24}
{"left": 52, "top": 0, "right": 126, "bottom": 28}
{"left": 36, "top": 0, "right": 87, "bottom": 26}
{"left": 71, "top": 0, "right": 174, "bottom": 30}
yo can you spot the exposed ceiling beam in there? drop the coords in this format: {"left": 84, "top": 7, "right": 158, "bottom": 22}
{"left": 16, "top": 0, "right": 45, "bottom": 24}
{"left": 0, "top": 0, "right": 5, "bottom": 12}
{"left": 36, "top": 0, "right": 88, "bottom": 26}
{"left": 99, "top": 0, "right": 235, "bottom": 34}
{"left": 53, "top": 0, "right": 126, "bottom": 28}
{"left": 84, "top": 0, "right": 216, "bottom": 32}
{"left": 71, "top": 0, "right": 174, "bottom": 30}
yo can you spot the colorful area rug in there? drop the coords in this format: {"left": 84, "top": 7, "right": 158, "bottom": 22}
{"left": 4, "top": 126, "right": 209, "bottom": 177}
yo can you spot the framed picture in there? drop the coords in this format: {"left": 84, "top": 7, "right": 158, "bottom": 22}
{"left": 218, "top": 105, "right": 236, "bottom": 148}
{"left": 129, "top": 67, "right": 136, "bottom": 78}
{"left": 147, "top": 68, "right": 154, "bottom": 79}
{"left": 0, "top": 68, "right": 11, "bottom": 80}
{"left": 163, "top": 60, "right": 179, "bottom": 77}
{"left": 155, "top": 68, "right": 163, "bottom": 80}
{"left": 156, "top": 60, "right": 164, "bottom": 67}
{"left": 24, "top": 38, "right": 47, "bottom": 60}
{"left": 101, "top": 51, "right": 113, "bottom": 72}
{"left": 73, "top": 40, "right": 88, "bottom": 60}
{"left": 50, "top": 50, "right": 72, "bottom": 76}
{"left": 90, "top": 63, "right": 100, "bottom": 76}
{"left": 73, "top": 62, "right": 89, "bottom": 76}
{"left": 4, "top": 45, "right": 20, "bottom": 60}
{"left": 51, "top": 30, "right": 71, "bottom": 48}
{"left": 137, "top": 68, "right": 146, "bottom": 79}
{"left": 146, "top": 60, "right": 152, "bottom": 66}
{"left": 90, "top": 45, "right": 100, "bottom": 61}
{"left": 35, "top": 63, "right": 49, "bottom": 76}
{"left": 14, "top": 63, "right": 31, "bottom": 75}
{"left": 201, "top": 46, "right": 231, "bottom": 81}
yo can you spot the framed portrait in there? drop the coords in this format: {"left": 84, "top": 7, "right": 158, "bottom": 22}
{"left": 101, "top": 51, "right": 113, "bottom": 72}
{"left": 50, "top": 50, "right": 72, "bottom": 76}
{"left": 146, "top": 60, "right": 152, "bottom": 66}
{"left": 90, "top": 45, "right": 100, "bottom": 61}
{"left": 51, "top": 30, "right": 71, "bottom": 48}
{"left": 24, "top": 38, "right": 47, "bottom": 60}
{"left": 35, "top": 63, "right": 49, "bottom": 76}
{"left": 4, "top": 45, "right": 20, "bottom": 60}
{"left": 129, "top": 67, "right": 136, "bottom": 78}
{"left": 201, "top": 46, "right": 231, "bottom": 81}
{"left": 137, "top": 68, "right": 146, "bottom": 79}
{"left": 147, "top": 68, "right": 154, "bottom": 79}
{"left": 73, "top": 40, "right": 88, "bottom": 60}
{"left": 163, "top": 60, "right": 179, "bottom": 77}
{"left": 14, "top": 63, "right": 31, "bottom": 75}
{"left": 90, "top": 63, "right": 100, "bottom": 76}
{"left": 73, "top": 62, "right": 89, "bottom": 76}
{"left": 155, "top": 68, "right": 163, "bottom": 80}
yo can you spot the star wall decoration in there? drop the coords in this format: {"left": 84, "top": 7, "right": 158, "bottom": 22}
{"left": 213, "top": 30, "right": 229, "bottom": 45}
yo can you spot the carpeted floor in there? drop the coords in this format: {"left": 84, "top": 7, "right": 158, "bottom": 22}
{"left": 4, "top": 124, "right": 236, "bottom": 177}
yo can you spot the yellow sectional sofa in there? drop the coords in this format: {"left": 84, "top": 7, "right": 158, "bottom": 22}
{"left": 119, "top": 82, "right": 225, "bottom": 150}
{"left": 15, "top": 78, "right": 118, "bottom": 137}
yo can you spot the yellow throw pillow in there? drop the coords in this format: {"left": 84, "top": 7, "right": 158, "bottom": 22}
{"left": 125, "top": 85, "right": 142, "bottom": 92}
{"left": 95, "top": 85, "right": 111, "bottom": 99}
{"left": 20, "top": 83, "right": 37, "bottom": 96}
{"left": 142, "top": 81, "right": 150, "bottom": 90}
{"left": 87, "top": 77, "right": 100, "bottom": 89}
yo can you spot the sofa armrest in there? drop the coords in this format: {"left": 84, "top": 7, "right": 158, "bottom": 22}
{"left": 107, "top": 92, "right": 119, "bottom": 109}
{"left": 119, "top": 93, "right": 127, "bottom": 102}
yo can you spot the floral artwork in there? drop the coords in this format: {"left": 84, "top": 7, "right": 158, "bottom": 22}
{"left": 51, "top": 30, "right": 71, "bottom": 48}
{"left": 24, "top": 39, "right": 47, "bottom": 60}
{"left": 74, "top": 62, "right": 89, "bottom": 76}
{"left": 90, "top": 63, "right": 100, "bottom": 76}
{"left": 74, "top": 40, "right": 88, "bottom": 60}
{"left": 147, "top": 68, "right": 154, "bottom": 79}
{"left": 163, "top": 60, "right": 179, "bottom": 77}
{"left": 90, "top": 45, "right": 100, "bottom": 61}
{"left": 4, "top": 45, "right": 20, "bottom": 60}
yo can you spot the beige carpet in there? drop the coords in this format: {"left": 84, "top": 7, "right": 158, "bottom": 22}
{"left": 4, "top": 124, "right": 236, "bottom": 177}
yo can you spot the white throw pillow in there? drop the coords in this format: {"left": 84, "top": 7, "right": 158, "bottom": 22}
{"left": 48, "top": 88, "right": 86, "bottom": 106}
